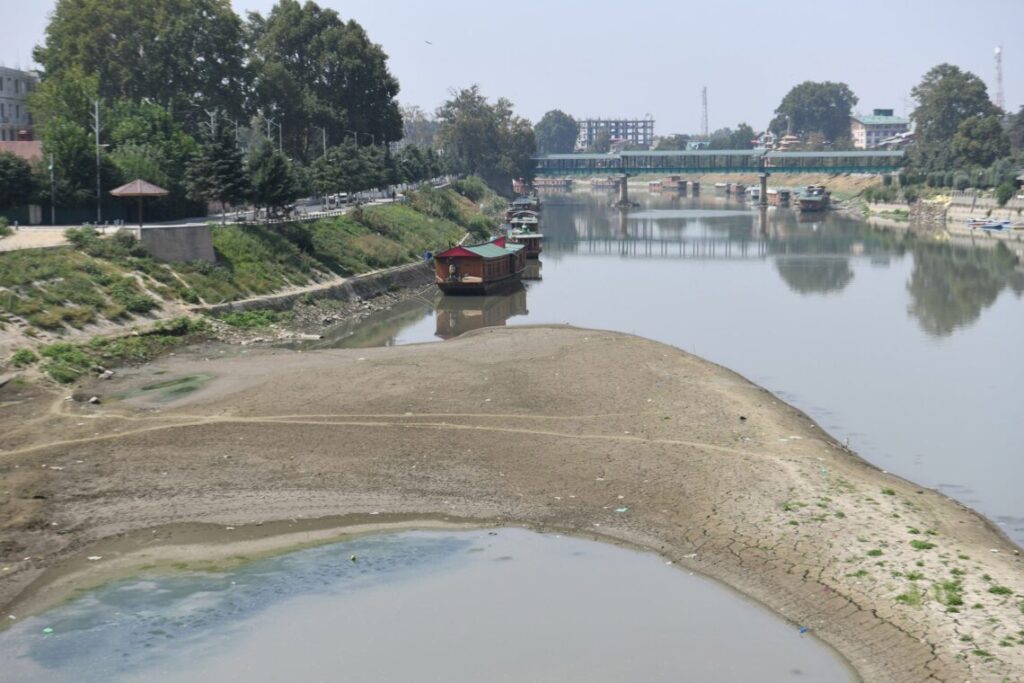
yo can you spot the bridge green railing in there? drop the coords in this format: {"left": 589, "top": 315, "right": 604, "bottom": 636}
{"left": 534, "top": 150, "right": 905, "bottom": 175}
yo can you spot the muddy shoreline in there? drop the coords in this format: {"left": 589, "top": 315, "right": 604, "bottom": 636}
{"left": 1, "top": 326, "right": 1022, "bottom": 681}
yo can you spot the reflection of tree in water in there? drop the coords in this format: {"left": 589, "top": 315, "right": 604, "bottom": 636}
{"left": 907, "top": 242, "right": 1021, "bottom": 337}
{"left": 774, "top": 257, "right": 854, "bottom": 295}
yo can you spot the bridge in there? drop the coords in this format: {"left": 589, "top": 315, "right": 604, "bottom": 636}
{"left": 534, "top": 150, "right": 904, "bottom": 176}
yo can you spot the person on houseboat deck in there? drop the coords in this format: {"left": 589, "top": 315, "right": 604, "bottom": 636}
{"left": 448, "top": 261, "right": 460, "bottom": 281}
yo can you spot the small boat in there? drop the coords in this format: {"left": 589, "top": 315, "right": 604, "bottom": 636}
{"left": 747, "top": 186, "right": 761, "bottom": 202}
{"left": 714, "top": 182, "right": 728, "bottom": 193}
{"left": 434, "top": 237, "right": 526, "bottom": 295}
{"left": 967, "top": 218, "right": 1012, "bottom": 231}
{"left": 662, "top": 176, "right": 688, "bottom": 192}
{"left": 648, "top": 180, "right": 663, "bottom": 192}
{"left": 506, "top": 195, "right": 540, "bottom": 220}
{"left": 797, "top": 185, "right": 830, "bottom": 212}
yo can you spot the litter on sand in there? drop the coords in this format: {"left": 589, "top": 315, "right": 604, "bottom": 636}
{"left": 614, "top": 507, "right": 629, "bottom": 513}
{"left": 42, "top": 627, "right": 54, "bottom": 634}
{"left": 87, "top": 556, "right": 102, "bottom": 561}
{"left": 798, "top": 626, "right": 809, "bottom": 635}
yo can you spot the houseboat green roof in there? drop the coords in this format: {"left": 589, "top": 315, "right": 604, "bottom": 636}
{"left": 464, "top": 243, "right": 515, "bottom": 258}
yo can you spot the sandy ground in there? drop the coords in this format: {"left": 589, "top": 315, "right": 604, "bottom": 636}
{"left": 0, "top": 229, "right": 68, "bottom": 253}
{"left": 1, "top": 326, "right": 1022, "bottom": 681}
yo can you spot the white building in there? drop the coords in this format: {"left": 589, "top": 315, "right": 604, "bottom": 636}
{"left": 0, "top": 67, "right": 38, "bottom": 142}
{"left": 850, "top": 109, "right": 909, "bottom": 150}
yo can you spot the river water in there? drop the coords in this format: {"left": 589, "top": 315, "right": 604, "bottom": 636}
{"left": 318, "top": 189, "right": 1024, "bottom": 546}
{"left": 0, "top": 529, "right": 852, "bottom": 682}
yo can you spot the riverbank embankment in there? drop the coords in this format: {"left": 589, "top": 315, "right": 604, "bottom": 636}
{"left": 1, "top": 325, "right": 1021, "bottom": 682}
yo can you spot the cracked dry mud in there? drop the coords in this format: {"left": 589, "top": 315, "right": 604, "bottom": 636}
{"left": 1, "top": 325, "right": 1022, "bottom": 681}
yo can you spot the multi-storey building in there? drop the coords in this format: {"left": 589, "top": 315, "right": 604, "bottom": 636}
{"left": 850, "top": 109, "right": 909, "bottom": 150}
{"left": 576, "top": 117, "right": 654, "bottom": 150}
{"left": 0, "top": 67, "right": 38, "bottom": 142}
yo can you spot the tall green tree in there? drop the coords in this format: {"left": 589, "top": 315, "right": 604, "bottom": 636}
{"left": 402, "top": 106, "right": 440, "bottom": 149}
{"left": 708, "top": 124, "right": 755, "bottom": 150}
{"left": 186, "top": 119, "right": 249, "bottom": 223}
{"left": 312, "top": 141, "right": 374, "bottom": 196}
{"left": 534, "top": 110, "right": 578, "bottom": 154}
{"left": 436, "top": 86, "right": 536, "bottom": 193}
{"left": 910, "top": 64, "right": 1000, "bottom": 170}
{"left": 656, "top": 134, "right": 691, "bottom": 151}
{"left": 248, "top": 0, "right": 402, "bottom": 161}
{"left": 34, "top": 0, "right": 247, "bottom": 125}
{"left": 951, "top": 115, "right": 1010, "bottom": 167}
{"left": 0, "top": 153, "right": 35, "bottom": 209}
{"left": 769, "top": 81, "right": 858, "bottom": 142}
{"left": 248, "top": 140, "right": 301, "bottom": 217}
{"left": 587, "top": 129, "right": 612, "bottom": 153}
{"left": 1006, "top": 105, "right": 1024, "bottom": 152}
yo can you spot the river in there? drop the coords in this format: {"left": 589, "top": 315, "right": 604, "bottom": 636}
{"left": 316, "top": 188, "right": 1024, "bottom": 546}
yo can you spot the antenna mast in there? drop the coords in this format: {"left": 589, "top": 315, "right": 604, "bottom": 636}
{"left": 994, "top": 45, "right": 1005, "bottom": 112}
{"left": 701, "top": 86, "right": 708, "bottom": 139}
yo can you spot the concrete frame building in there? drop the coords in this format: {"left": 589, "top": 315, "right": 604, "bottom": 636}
{"left": 0, "top": 67, "right": 38, "bottom": 142}
{"left": 576, "top": 117, "right": 655, "bottom": 150}
{"left": 850, "top": 109, "right": 909, "bottom": 150}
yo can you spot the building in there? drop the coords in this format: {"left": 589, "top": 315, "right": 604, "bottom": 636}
{"left": 0, "top": 67, "right": 38, "bottom": 142}
{"left": 576, "top": 117, "right": 654, "bottom": 150}
{"left": 850, "top": 109, "right": 909, "bottom": 150}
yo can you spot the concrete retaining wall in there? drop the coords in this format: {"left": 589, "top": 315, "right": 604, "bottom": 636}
{"left": 138, "top": 225, "right": 215, "bottom": 263}
{"left": 197, "top": 262, "right": 434, "bottom": 315}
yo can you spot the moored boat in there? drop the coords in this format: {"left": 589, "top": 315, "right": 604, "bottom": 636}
{"left": 434, "top": 237, "right": 527, "bottom": 295}
{"left": 797, "top": 185, "right": 830, "bottom": 212}
{"left": 713, "top": 182, "right": 728, "bottom": 193}
{"left": 967, "top": 218, "right": 1012, "bottom": 231}
{"left": 506, "top": 195, "right": 540, "bottom": 220}
{"left": 747, "top": 186, "right": 761, "bottom": 202}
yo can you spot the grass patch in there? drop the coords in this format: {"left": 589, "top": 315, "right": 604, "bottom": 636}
{"left": 834, "top": 511, "right": 846, "bottom": 519}
{"left": 39, "top": 317, "right": 210, "bottom": 383}
{"left": 9, "top": 348, "right": 38, "bottom": 368}
{"left": 906, "top": 571, "right": 925, "bottom": 581}
{"left": 895, "top": 587, "right": 924, "bottom": 606}
{"left": 881, "top": 487, "right": 896, "bottom": 496}
{"left": 867, "top": 549, "right": 883, "bottom": 557}
{"left": 933, "top": 579, "right": 964, "bottom": 607}
{"left": 217, "top": 309, "right": 284, "bottom": 329}
{"left": 910, "top": 540, "right": 936, "bottom": 551}
{"left": 988, "top": 585, "right": 1013, "bottom": 596}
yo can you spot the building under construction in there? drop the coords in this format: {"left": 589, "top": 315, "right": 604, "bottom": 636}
{"left": 576, "top": 117, "right": 655, "bottom": 150}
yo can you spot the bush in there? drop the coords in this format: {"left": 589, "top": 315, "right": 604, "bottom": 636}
{"left": 995, "top": 182, "right": 1015, "bottom": 207}
{"left": 451, "top": 176, "right": 489, "bottom": 203}
{"left": 467, "top": 215, "right": 494, "bottom": 240}
{"left": 953, "top": 173, "right": 970, "bottom": 191}
{"left": 0, "top": 217, "right": 11, "bottom": 237}
{"left": 902, "top": 185, "right": 921, "bottom": 204}
{"left": 9, "top": 348, "right": 37, "bottom": 367}
{"left": 882, "top": 174, "right": 892, "bottom": 187}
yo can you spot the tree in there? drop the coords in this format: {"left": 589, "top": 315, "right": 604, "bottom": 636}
{"left": 656, "top": 134, "right": 691, "bottom": 151}
{"left": 26, "top": 65, "right": 98, "bottom": 135}
{"left": 436, "top": 86, "right": 536, "bottom": 193}
{"left": 587, "top": 129, "right": 612, "bottom": 153}
{"left": 951, "top": 115, "right": 1010, "bottom": 167}
{"left": 769, "top": 81, "right": 858, "bottom": 142}
{"left": 42, "top": 118, "right": 98, "bottom": 205}
{"left": 1007, "top": 105, "right": 1024, "bottom": 152}
{"left": 910, "top": 64, "right": 999, "bottom": 170}
{"left": 707, "top": 124, "right": 755, "bottom": 150}
{"left": 312, "top": 140, "right": 374, "bottom": 196}
{"left": 248, "top": 141, "right": 301, "bottom": 217}
{"left": 534, "top": 110, "right": 578, "bottom": 154}
{"left": 186, "top": 118, "right": 249, "bottom": 223}
{"left": 0, "top": 153, "right": 34, "bottom": 209}
{"left": 34, "top": 0, "right": 247, "bottom": 125}
{"left": 248, "top": 0, "right": 402, "bottom": 161}
{"left": 401, "top": 106, "right": 439, "bottom": 149}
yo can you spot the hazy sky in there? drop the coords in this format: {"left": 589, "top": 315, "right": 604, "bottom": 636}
{"left": 3, "top": 0, "right": 1021, "bottom": 135}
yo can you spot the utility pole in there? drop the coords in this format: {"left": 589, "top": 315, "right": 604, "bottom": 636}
{"left": 49, "top": 154, "right": 55, "bottom": 226}
{"left": 701, "top": 86, "right": 709, "bottom": 140}
{"left": 994, "top": 45, "right": 1005, "bottom": 113}
{"left": 322, "top": 128, "right": 327, "bottom": 157}
{"left": 91, "top": 100, "right": 102, "bottom": 224}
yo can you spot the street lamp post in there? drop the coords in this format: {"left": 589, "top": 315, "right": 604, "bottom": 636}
{"left": 92, "top": 100, "right": 102, "bottom": 224}
{"left": 48, "top": 154, "right": 55, "bottom": 226}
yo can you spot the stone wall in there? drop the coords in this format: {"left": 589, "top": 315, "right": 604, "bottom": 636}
{"left": 138, "top": 225, "right": 215, "bottom": 263}
{"left": 197, "top": 262, "right": 434, "bottom": 315}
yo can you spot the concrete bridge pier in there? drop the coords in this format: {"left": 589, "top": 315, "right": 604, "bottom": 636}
{"left": 759, "top": 173, "right": 768, "bottom": 208}
{"left": 618, "top": 175, "right": 629, "bottom": 206}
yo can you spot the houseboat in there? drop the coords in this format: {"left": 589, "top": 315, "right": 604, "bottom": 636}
{"left": 434, "top": 287, "right": 528, "bottom": 340}
{"left": 522, "top": 260, "right": 542, "bottom": 281}
{"left": 591, "top": 177, "right": 620, "bottom": 190}
{"left": 506, "top": 196, "right": 540, "bottom": 220}
{"left": 747, "top": 186, "right": 760, "bottom": 203}
{"left": 662, "top": 176, "right": 688, "bottom": 192}
{"left": 648, "top": 180, "right": 663, "bottom": 192}
{"left": 434, "top": 237, "right": 526, "bottom": 295}
{"left": 766, "top": 188, "right": 791, "bottom": 207}
{"left": 690, "top": 181, "right": 700, "bottom": 194}
{"left": 714, "top": 182, "right": 728, "bottom": 193}
{"left": 534, "top": 177, "right": 573, "bottom": 191}
{"left": 729, "top": 183, "right": 747, "bottom": 195}
{"left": 797, "top": 185, "right": 830, "bottom": 212}
{"left": 507, "top": 211, "right": 542, "bottom": 258}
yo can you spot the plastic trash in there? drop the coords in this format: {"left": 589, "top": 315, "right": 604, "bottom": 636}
{"left": 42, "top": 627, "right": 54, "bottom": 634}
{"left": 798, "top": 626, "right": 809, "bottom": 635}
{"left": 615, "top": 507, "right": 629, "bottom": 513}
{"left": 350, "top": 554, "right": 357, "bottom": 562}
